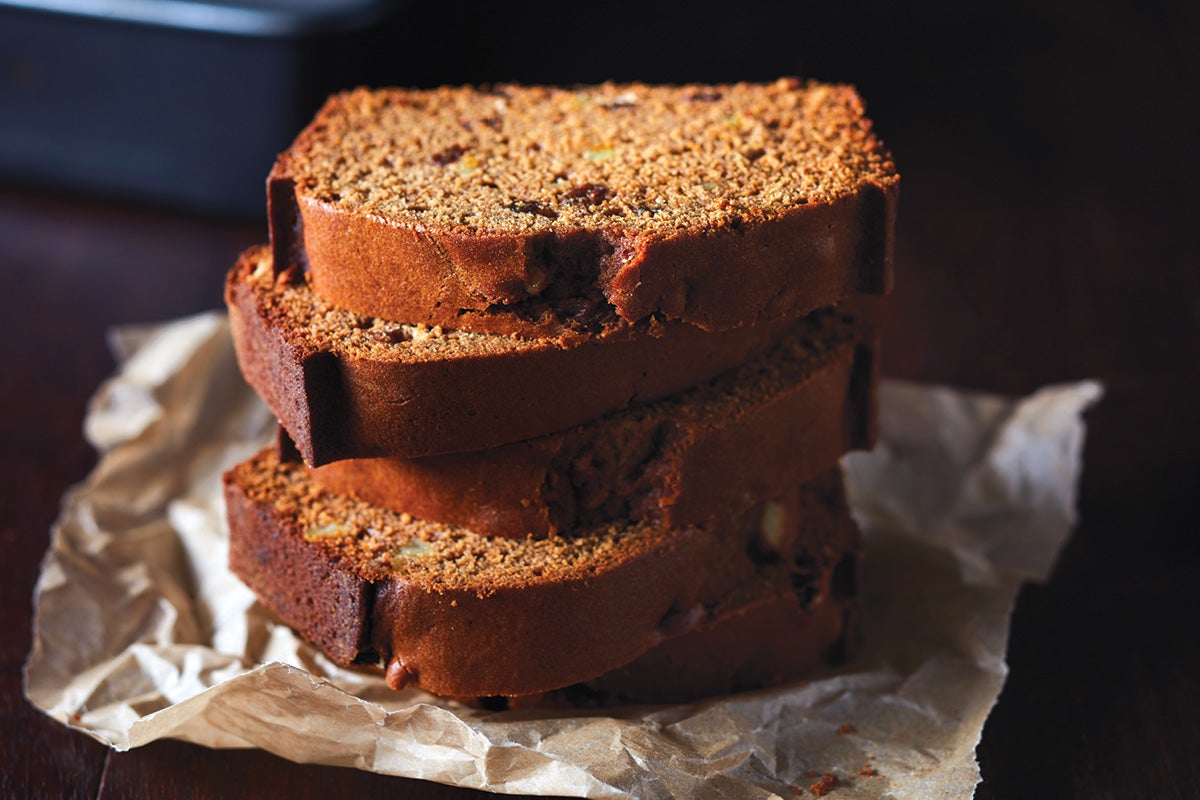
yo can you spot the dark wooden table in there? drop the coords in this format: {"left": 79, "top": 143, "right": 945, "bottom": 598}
{"left": 2, "top": 6, "right": 1198, "bottom": 798}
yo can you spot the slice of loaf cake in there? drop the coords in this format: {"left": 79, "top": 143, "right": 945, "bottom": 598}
{"left": 225, "top": 447, "right": 861, "bottom": 700}
{"left": 227, "top": 245, "right": 798, "bottom": 464}
{"left": 270, "top": 79, "right": 898, "bottom": 338}
{"left": 308, "top": 307, "right": 877, "bottom": 537}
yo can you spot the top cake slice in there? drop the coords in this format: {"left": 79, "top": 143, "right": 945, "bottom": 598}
{"left": 270, "top": 78, "right": 899, "bottom": 338}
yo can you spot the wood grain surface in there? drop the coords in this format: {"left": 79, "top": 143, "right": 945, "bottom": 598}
{"left": 2, "top": 2, "right": 1197, "bottom": 797}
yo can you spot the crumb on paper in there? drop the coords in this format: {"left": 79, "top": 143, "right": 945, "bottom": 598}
{"left": 857, "top": 764, "right": 878, "bottom": 777}
{"left": 837, "top": 723, "right": 856, "bottom": 735}
{"left": 809, "top": 773, "right": 838, "bottom": 796}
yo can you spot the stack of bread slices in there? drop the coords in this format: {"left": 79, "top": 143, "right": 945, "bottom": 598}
{"left": 223, "top": 78, "right": 899, "bottom": 707}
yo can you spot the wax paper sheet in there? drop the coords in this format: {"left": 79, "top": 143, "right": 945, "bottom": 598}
{"left": 25, "top": 312, "right": 1103, "bottom": 799}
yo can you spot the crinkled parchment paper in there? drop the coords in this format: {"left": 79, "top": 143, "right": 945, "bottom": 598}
{"left": 25, "top": 312, "right": 1102, "bottom": 799}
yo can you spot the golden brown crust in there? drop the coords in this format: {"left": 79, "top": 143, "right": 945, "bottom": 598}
{"left": 310, "top": 308, "right": 878, "bottom": 537}
{"left": 500, "top": 578, "right": 860, "bottom": 708}
{"left": 225, "top": 471, "right": 373, "bottom": 666}
{"left": 226, "top": 246, "right": 798, "bottom": 463}
{"left": 224, "top": 449, "right": 861, "bottom": 698}
{"left": 270, "top": 80, "right": 898, "bottom": 337}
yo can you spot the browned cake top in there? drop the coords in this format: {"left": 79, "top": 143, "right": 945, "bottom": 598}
{"left": 284, "top": 78, "right": 897, "bottom": 235}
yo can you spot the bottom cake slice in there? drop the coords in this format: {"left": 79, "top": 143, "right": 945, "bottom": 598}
{"left": 225, "top": 446, "right": 862, "bottom": 701}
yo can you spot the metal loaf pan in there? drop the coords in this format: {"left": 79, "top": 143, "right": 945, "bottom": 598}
{"left": 0, "top": 0, "right": 392, "bottom": 217}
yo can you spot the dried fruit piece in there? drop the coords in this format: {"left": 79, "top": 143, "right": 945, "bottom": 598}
{"left": 431, "top": 144, "right": 468, "bottom": 165}
{"left": 562, "top": 183, "right": 611, "bottom": 206}
{"left": 454, "top": 155, "right": 480, "bottom": 176}
{"left": 304, "top": 523, "right": 349, "bottom": 541}
{"left": 391, "top": 540, "right": 433, "bottom": 566}
{"left": 760, "top": 501, "right": 786, "bottom": 550}
{"left": 506, "top": 199, "right": 559, "bottom": 219}
{"left": 373, "top": 326, "right": 411, "bottom": 345}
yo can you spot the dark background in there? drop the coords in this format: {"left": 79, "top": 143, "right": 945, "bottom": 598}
{"left": 2, "top": 1, "right": 1197, "bottom": 797}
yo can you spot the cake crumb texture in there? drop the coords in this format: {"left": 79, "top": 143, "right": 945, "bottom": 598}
{"left": 290, "top": 79, "right": 896, "bottom": 233}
